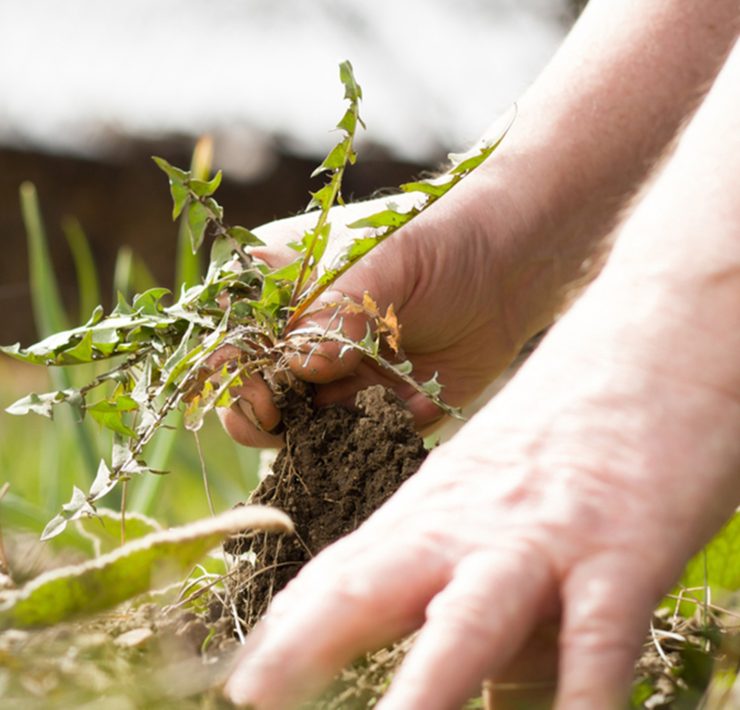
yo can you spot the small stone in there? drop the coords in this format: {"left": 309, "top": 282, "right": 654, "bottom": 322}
{"left": 113, "top": 627, "right": 153, "bottom": 648}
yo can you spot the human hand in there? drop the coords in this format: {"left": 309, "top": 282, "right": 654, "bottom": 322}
{"left": 217, "top": 170, "right": 537, "bottom": 447}
{"left": 222, "top": 265, "right": 740, "bottom": 709}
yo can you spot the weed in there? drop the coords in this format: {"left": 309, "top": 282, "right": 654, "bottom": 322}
{"left": 1, "top": 61, "right": 510, "bottom": 541}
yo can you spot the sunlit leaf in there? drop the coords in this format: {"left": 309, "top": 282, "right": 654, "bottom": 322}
{"left": 421, "top": 373, "right": 443, "bottom": 398}
{"left": 152, "top": 156, "right": 189, "bottom": 184}
{"left": 347, "top": 208, "right": 413, "bottom": 230}
{"left": 680, "top": 511, "right": 740, "bottom": 594}
{"left": 0, "top": 506, "right": 293, "bottom": 628}
{"left": 186, "top": 201, "right": 210, "bottom": 254}
{"left": 75, "top": 508, "right": 161, "bottom": 556}
{"left": 227, "top": 226, "right": 265, "bottom": 247}
{"left": 189, "top": 170, "right": 223, "bottom": 198}
{"left": 5, "top": 389, "right": 80, "bottom": 418}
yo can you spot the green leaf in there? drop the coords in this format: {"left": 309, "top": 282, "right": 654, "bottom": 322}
{"left": 20, "top": 182, "right": 69, "bottom": 338}
{"left": 204, "top": 196, "right": 224, "bottom": 221}
{"left": 210, "top": 235, "right": 235, "bottom": 267}
{"left": 0, "top": 507, "right": 293, "bottom": 628}
{"left": 62, "top": 329, "right": 95, "bottom": 363}
{"left": 312, "top": 138, "right": 352, "bottom": 177}
{"left": 421, "top": 373, "right": 443, "bottom": 398}
{"left": 189, "top": 171, "right": 223, "bottom": 197}
{"left": 41, "top": 486, "right": 96, "bottom": 541}
{"left": 63, "top": 217, "right": 102, "bottom": 326}
{"left": 175, "top": 139, "right": 213, "bottom": 289}
{"left": 306, "top": 183, "right": 335, "bottom": 213}
{"left": 75, "top": 508, "right": 161, "bottom": 556}
{"left": 226, "top": 226, "right": 265, "bottom": 247}
{"left": 336, "top": 107, "right": 357, "bottom": 134}
{"left": 396, "top": 360, "right": 414, "bottom": 376}
{"left": 399, "top": 179, "right": 451, "bottom": 198}
{"left": 680, "top": 511, "right": 740, "bottom": 594}
{"left": 132, "top": 287, "right": 170, "bottom": 315}
{"left": 347, "top": 208, "right": 413, "bottom": 230}
{"left": 152, "top": 156, "right": 189, "bottom": 184}
{"left": 87, "top": 395, "right": 139, "bottom": 437}
{"left": 88, "top": 459, "right": 116, "bottom": 500}
{"left": 339, "top": 59, "right": 362, "bottom": 102}
{"left": 186, "top": 201, "right": 210, "bottom": 254}
{"left": 170, "top": 181, "right": 189, "bottom": 220}
{"left": 5, "top": 389, "right": 79, "bottom": 418}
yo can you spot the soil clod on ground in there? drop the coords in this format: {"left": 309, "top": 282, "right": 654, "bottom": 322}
{"left": 224, "top": 385, "right": 427, "bottom": 630}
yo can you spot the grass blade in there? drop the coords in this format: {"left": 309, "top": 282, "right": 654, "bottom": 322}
{"left": 62, "top": 216, "right": 101, "bottom": 325}
{"left": 19, "top": 183, "right": 99, "bottom": 484}
{"left": 19, "top": 182, "right": 69, "bottom": 338}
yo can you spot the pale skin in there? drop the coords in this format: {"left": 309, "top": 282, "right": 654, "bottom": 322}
{"left": 219, "top": 1, "right": 740, "bottom": 707}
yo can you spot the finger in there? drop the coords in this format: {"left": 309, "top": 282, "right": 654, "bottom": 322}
{"left": 217, "top": 403, "right": 283, "bottom": 448}
{"left": 379, "top": 546, "right": 553, "bottom": 710}
{"left": 224, "top": 533, "right": 451, "bottom": 710}
{"left": 250, "top": 216, "right": 307, "bottom": 269}
{"left": 555, "top": 553, "right": 658, "bottom": 710}
{"left": 208, "top": 347, "right": 283, "bottom": 446}
{"left": 287, "top": 290, "right": 368, "bottom": 384}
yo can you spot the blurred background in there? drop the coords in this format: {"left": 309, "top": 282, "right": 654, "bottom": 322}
{"left": 0, "top": 0, "right": 580, "bottom": 548}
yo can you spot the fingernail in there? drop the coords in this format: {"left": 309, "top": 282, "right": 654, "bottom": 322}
{"left": 238, "top": 398, "right": 264, "bottom": 432}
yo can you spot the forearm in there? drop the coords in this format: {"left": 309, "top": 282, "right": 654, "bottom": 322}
{"left": 507, "top": 40, "right": 740, "bottom": 543}
{"left": 473, "top": 0, "right": 739, "bottom": 345}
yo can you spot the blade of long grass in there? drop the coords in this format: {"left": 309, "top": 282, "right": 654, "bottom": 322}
{"left": 113, "top": 246, "right": 158, "bottom": 302}
{"left": 112, "top": 246, "right": 134, "bottom": 301}
{"left": 175, "top": 136, "right": 213, "bottom": 291}
{"left": 20, "top": 183, "right": 69, "bottom": 338}
{"left": 62, "top": 216, "right": 101, "bottom": 325}
{"left": 19, "top": 184, "right": 99, "bottom": 487}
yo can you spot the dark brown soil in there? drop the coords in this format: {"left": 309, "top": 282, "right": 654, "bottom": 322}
{"left": 224, "top": 385, "right": 427, "bottom": 629}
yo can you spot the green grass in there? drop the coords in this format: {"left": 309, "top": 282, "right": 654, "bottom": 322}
{"left": 0, "top": 358, "right": 261, "bottom": 539}
{"left": 2, "top": 161, "right": 261, "bottom": 549}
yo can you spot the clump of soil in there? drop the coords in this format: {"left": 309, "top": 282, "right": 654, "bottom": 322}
{"left": 224, "top": 385, "right": 427, "bottom": 630}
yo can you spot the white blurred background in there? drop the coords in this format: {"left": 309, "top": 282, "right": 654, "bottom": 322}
{"left": 0, "top": 0, "right": 573, "bottom": 171}
{"left": 0, "top": 0, "right": 577, "bottom": 343}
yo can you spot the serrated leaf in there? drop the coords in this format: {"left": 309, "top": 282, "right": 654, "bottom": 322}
{"left": 132, "top": 287, "right": 170, "bottom": 315}
{"left": 189, "top": 170, "right": 222, "bottom": 198}
{"left": 421, "top": 373, "right": 443, "bottom": 398}
{"left": 5, "top": 388, "right": 80, "bottom": 418}
{"left": 204, "top": 196, "right": 223, "bottom": 221}
{"left": 359, "top": 324, "right": 379, "bottom": 357}
{"left": 226, "top": 225, "right": 265, "bottom": 247}
{"left": 89, "top": 459, "right": 116, "bottom": 500}
{"left": 312, "top": 139, "right": 352, "bottom": 177}
{"left": 170, "top": 181, "right": 189, "bottom": 220}
{"left": 347, "top": 208, "right": 413, "bottom": 230}
{"left": 1, "top": 506, "right": 293, "bottom": 628}
{"left": 41, "top": 486, "right": 96, "bottom": 541}
{"left": 87, "top": 396, "right": 139, "bottom": 437}
{"left": 306, "top": 183, "right": 335, "bottom": 213}
{"left": 84, "top": 304, "right": 105, "bottom": 326}
{"left": 186, "top": 201, "right": 210, "bottom": 254}
{"left": 396, "top": 360, "right": 413, "bottom": 376}
{"left": 62, "top": 329, "right": 95, "bottom": 364}
{"left": 336, "top": 107, "right": 357, "bottom": 134}
{"left": 152, "top": 156, "right": 189, "bottom": 184}
{"left": 399, "top": 179, "right": 451, "bottom": 198}
{"left": 339, "top": 60, "right": 362, "bottom": 102}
